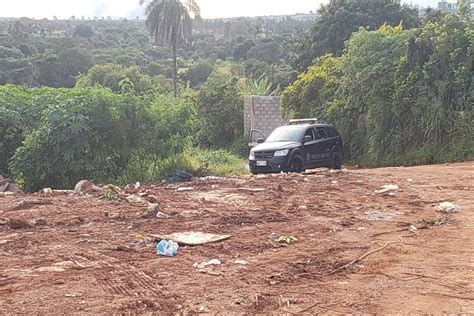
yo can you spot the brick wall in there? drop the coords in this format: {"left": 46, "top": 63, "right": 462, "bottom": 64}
{"left": 244, "top": 96, "right": 288, "bottom": 140}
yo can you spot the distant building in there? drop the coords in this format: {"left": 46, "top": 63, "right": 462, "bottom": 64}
{"left": 437, "top": 0, "right": 457, "bottom": 13}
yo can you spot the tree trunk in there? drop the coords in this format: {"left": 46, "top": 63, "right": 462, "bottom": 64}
{"left": 172, "top": 42, "right": 178, "bottom": 98}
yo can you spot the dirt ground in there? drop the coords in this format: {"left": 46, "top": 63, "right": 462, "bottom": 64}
{"left": 1, "top": 162, "right": 473, "bottom": 314}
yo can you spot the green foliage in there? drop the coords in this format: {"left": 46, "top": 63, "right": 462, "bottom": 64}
{"left": 73, "top": 24, "right": 94, "bottom": 37}
{"left": 196, "top": 71, "right": 244, "bottom": 148}
{"left": 242, "top": 74, "right": 280, "bottom": 96}
{"left": 281, "top": 55, "right": 341, "bottom": 118}
{"left": 154, "top": 147, "right": 248, "bottom": 180}
{"left": 282, "top": 16, "right": 473, "bottom": 167}
{"left": 181, "top": 60, "right": 213, "bottom": 87}
{"left": 294, "top": 0, "right": 420, "bottom": 70}
{"left": 76, "top": 63, "right": 173, "bottom": 94}
{"left": 6, "top": 87, "right": 195, "bottom": 191}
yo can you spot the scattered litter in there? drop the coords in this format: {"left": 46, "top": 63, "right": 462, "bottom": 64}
{"left": 193, "top": 259, "right": 222, "bottom": 269}
{"left": 0, "top": 175, "right": 20, "bottom": 193}
{"left": 156, "top": 212, "right": 171, "bottom": 219}
{"left": 406, "top": 179, "right": 413, "bottom": 182}
{"left": 176, "top": 187, "right": 194, "bottom": 192}
{"left": 358, "top": 211, "right": 396, "bottom": 221}
{"left": 271, "top": 233, "right": 298, "bottom": 244}
{"left": 375, "top": 184, "right": 399, "bottom": 194}
{"left": 168, "top": 170, "right": 193, "bottom": 184}
{"left": 149, "top": 231, "right": 232, "bottom": 246}
{"left": 74, "top": 180, "right": 101, "bottom": 194}
{"left": 126, "top": 194, "right": 145, "bottom": 204}
{"left": 156, "top": 240, "right": 179, "bottom": 257}
{"left": 234, "top": 259, "right": 248, "bottom": 265}
{"left": 42, "top": 188, "right": 53, "bottom": 194}
{"left": 237, "top": 188, "right": 265, "bottom": 193}
{"left": 201, "top": 176, "right": 220, "bottom": 180}
{"left": 146, "top": 203, "right": 158, "bottom": 218}
{"left": 420, "top": 216, "right": 451, "bottom": 226}
{"left": 29, "top": 219, "right": 47, "bottom": 227}
{"left": 436, "top": 202, "right": 460, "bottom": 213}
{"left": 331, "top": 181, "right": 338, "bottom": 184}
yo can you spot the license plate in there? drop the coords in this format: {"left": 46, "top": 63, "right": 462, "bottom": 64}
{"left": 256, "top": 161, "right": 267, "bottom": 166}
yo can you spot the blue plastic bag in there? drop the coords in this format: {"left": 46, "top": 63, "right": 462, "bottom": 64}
{"left": 156, "top": 240, "right": 179, "bottom": 257}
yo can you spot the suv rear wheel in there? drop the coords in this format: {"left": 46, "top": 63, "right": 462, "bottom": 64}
{"left": 330, "top": 151, "right": 342, "bottom": 170}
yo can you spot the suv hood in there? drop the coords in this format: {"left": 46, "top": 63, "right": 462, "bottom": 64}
{"left": 252, "top": 141, "right": 301, "bottom": 152}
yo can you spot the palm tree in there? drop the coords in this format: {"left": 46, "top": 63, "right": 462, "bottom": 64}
{"left": 140, "top": 0, "right": 201, "bottom": 97}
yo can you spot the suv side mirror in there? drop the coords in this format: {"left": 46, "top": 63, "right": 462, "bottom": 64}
{"left": 257, "top": 138, "right": 265, "bottom": 144}
{"left": 304, "top": 135, "right": 312, "bottom": 143}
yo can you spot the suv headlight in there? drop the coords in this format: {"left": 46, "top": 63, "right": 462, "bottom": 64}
{"left": 274, "top": 149, "right": 289, "bottom": 157}
{"left": 249, "top": 150, "right": 255, "bottom": 160}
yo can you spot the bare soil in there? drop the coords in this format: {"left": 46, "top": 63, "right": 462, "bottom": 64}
{"left": 1, "top": 162, "right": 473, "bottom": 314}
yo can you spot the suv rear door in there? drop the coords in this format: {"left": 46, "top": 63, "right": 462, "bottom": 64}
{"left": 303, "top": 127, "right": 327, "bottom": 168}
{"left": 315, "top": 127, "right": 332, "bottom": 165}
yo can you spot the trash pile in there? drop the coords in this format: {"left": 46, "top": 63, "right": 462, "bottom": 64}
{"left": 168, "top": 170, "right": 193, "bottom": 184}
{"left": 436, "top": 202, "right": 461, "bottom": 214}
{"left": 0, "top": 175, "right": 21, "bottom": 194}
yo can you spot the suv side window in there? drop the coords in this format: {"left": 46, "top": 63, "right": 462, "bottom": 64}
{"left": 304, "top": 128, "right": 314, "bottom": 141}
{"left": 316, "top": 127, "right": 327, "bottom": 138}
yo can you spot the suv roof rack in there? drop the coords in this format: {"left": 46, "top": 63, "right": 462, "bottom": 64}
{"left": 289, "top": 118, "right": 325, "bottom": 125}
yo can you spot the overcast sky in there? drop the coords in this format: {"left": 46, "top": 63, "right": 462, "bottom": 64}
{"left": 1, "top": 0, "right": 442, "bottom": 19}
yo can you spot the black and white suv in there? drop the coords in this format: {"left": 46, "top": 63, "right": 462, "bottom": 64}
{"left": 248, "top": 119, "right": 344, "bottom": 174}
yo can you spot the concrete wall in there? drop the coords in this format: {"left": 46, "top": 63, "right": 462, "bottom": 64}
{"left": 244, "top": 96, "right": 288, "bottom": 140}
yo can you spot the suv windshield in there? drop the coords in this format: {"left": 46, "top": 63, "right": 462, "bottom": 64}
{"left": 266, "top": 126, "right": 304, "bottom": 142}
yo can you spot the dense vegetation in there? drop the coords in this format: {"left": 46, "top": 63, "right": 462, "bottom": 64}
{"left": 0, "top": 0, "right": 472, "bottom": 190}
{"left": 282, "top": 12, "right": 473, "bottom": 166}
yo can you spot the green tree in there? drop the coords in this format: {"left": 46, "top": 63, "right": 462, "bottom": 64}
{"left": 140, "top": 0, "right": 201, "bottom": 97}
{"left": 196, "top": 71, "right": 243, "bottom": 148}
{"left": 294, "top": 0, "right": 419, "bottom": 70}
{"left": 281, "top": 55, "right": 341, "bottom": 119}
{"left": 181, "top": 60, "right": 213, "bottom": 87}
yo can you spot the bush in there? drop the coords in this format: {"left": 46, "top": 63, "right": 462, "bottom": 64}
{"left": 9, "top": 87, "right": 195, "bottom": 191}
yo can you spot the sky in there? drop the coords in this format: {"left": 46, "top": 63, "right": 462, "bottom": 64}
{"left": 1, "top": 0, "right": 442, "bottom": 19}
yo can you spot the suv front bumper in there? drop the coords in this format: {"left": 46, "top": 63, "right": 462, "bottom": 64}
{"left": 249, "top": 156, "right": 290, "bottom": 173}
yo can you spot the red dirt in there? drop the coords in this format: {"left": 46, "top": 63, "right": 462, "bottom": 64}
{"left": 1, "top": 162, "right": 473, "bottom": 314}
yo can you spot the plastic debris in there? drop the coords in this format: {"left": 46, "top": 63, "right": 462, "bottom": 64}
{"left": 42, "top": 188, "right": 53, "bottom": 194}
{"left": 358, "top": 211, "right": 396, "bottom": 221}
{"left": 126, "top": 194, "right": 145, "bottom": 204}
{"left": 193, "top": 259, "right": 222, "bottom": 269}
{"left": 234, "top": 259, "right": 248, "bottom": 265}
{"left": 156, "top": 240, "right": 179, "bottom": 257}
{"left": 168, "top": 170, "right": 193, "bottom": 184}
{"left": 74, "top": 180, "right": 101, "bottom": 194}
{"left": 176, "top": 187, "right": 194, "bottom": 192}
{"left": 375, "top": 184, "right": 399, "bottom": 194}
{"left": 149, "top": 231, "right": 232, "bottom": 246}
{"left": 436, "top": 202, "right": 460, "bottom": 213}
{"left": 271, "top": 233, "right": 298, "bottom": 244}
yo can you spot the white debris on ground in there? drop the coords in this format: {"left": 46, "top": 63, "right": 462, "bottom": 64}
{"left": 436, "top": 202, "right": 461, "bottom": 213}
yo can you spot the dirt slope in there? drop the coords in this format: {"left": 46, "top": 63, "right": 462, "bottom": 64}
{"left": 0, "top": 162, "right": 473, "bottom": 314}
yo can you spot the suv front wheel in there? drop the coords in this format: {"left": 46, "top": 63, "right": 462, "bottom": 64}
{"left": 288, "top": 154, "right": 305, "bottom": 173}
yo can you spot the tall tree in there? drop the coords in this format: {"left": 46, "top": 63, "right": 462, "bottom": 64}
{"left": 140, "top": 0, "right": 201, "bottom": 97}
